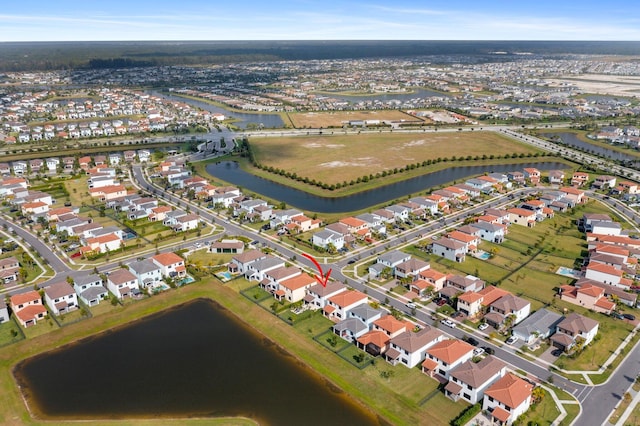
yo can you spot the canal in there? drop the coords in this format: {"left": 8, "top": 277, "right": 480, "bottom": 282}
{"left": 206, "top": 161, "right": 570, "bottom": 213}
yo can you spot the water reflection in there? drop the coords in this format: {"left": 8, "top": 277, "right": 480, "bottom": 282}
{"left": 206, "top": 160, "right": 569, "bottom": 213}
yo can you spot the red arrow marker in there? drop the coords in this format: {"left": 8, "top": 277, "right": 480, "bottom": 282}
{"left": 301, "top": 253, "right": 332, "bottom": 287}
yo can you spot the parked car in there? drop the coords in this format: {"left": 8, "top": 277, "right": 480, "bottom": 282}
{"left": 478, "top": 323, "right": 489, "bottom": 331}
{"left": 405, "top": 302, "right": 417, "bottom": 310}
{"left": 482, "top": 346, "right": 495, "bottom": 355}
{"left": 506, "top": 335, "right": 519, "bottom": 345}
{"left": 623, "top": 313, "right": 636, "bottom": 321}
{"left": 436, "top": 298, "right": 447, "bottom": 306}
{"left": 451, "top": 311, "right": 463, "bottom": 318}
{"left": 473, "top": 347, "right": 485, "bottom": 356}
{"left": 442, "top": 319, "right": 456, "bottom": 328}
{"left": 463, "top": 336, "right": 479, "bottom": 346}
{"left": 610, "top": 312, "right": 625, "bottom": 320}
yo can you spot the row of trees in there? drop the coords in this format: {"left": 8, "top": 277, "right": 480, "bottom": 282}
{"left": 246, "top": 145, "right": 556, "bottom": 191}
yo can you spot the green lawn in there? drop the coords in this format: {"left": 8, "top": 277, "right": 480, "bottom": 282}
{"left": 518, "top": 390, "right": 562, "bottom": 426}
{"left": 0, "top": 318, "right": 24, "bottom": 347}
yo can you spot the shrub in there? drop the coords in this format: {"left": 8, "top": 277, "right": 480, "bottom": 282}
{"left": 450, "top": 403, "right": 481, "bottom": 426}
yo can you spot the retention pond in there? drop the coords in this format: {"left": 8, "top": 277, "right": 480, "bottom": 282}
{"left": 14, "top": 299, "right": 379, "bottom": 425}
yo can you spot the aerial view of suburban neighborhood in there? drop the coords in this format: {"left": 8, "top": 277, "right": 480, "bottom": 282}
{"left": 2, "top": 7, "right": 640, "bottom": 426}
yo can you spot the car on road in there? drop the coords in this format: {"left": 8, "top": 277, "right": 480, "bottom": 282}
{"left": 442, "top": 319, "right": 456, "bottom": 328}
{"left": 463, "top": 336, "right": 479, "bottom": 346}
{"left": 482, "top": 346, "right": 495, "bottom": 355}
{"left": 473, "top": 347, "right": 485, "bottom": 356}
{"left": 505, "top": 335, "right": 519, "bottom": 345}
{"left": 194, "top": 242, "right": 201, "bottom": 248}
{"left": 623, "top": 313, "right": 636, "bottom": 321}
{"left": 347, "top": 259, "right": 356, "bottom": 264}
{"left": 405, "top": 302, "right": 417, "bottom": 310}
{"left": 478, "top": 323, "right": 489, "bottom": 331}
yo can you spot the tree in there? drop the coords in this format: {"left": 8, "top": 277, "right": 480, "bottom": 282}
{"left": 531, "top": 387, "right": 545, "bottom": 404}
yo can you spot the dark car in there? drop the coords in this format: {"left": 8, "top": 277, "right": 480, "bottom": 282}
{"left": 436, "top": 298, "right": 447, "bottom": 306}
{"left": 611, "top": 312, "right": 624, "bottom": 320}
{"left": 463, "top": 336, "right": 479, "bottom": 346}
{"left": 482, "top": 346, "right": 495, "bottom": 355}
{"left": 623, "top": 313, "right": 636, "bottom": 321}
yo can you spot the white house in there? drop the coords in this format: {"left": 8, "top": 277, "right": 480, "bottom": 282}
{"left": 432, "top": 237, "right": 466, "bottom": 262}
{"left": 304, "top": 281, "right": 346, "bottom": 310}
{"left": 471, "top": 221, "right": 507, "bottom": 244}
{"left": 312, "top": 229, "right": 345, "bottom": 251}
{"left": 0, "top": 301, "right": 9, "bottom": 324}
{"left": 485, "top": 294, "right": 531, "bottom": 328}
{"left": 276, "top": 273, "right": 316, "bottom": 303}
{"left": 73, "top": 274, "right": 108, "bottom": 306}
{"left": 229, "top": 250, "right": 267, "bottom": 275}
{"left": 128, "top": 258, "right": 163, "bottom": 288}
{"left": 152, "top": 252, "right": 187, "bottom": 279}
{"left": 550, "top": 313, "right": 599, "bottom": 352}
{"left": 324, "top": 289, "right": 368, "bottom": 321}
{"left": 421, "top": 339, "right": 475, "bottom": 380}
{"left": 483, "top": 373, "right": 533, "bottom": 425}
{"left": 446, "top": 356, "right": 507, "bottom": 404}
{"left": 107, "top": 268, "right": 140, "bottom": 299}
{"left": 44, "top": 281, "right": 78, "bottom": 315}
{"left": 385, "top": 326, "right": 444, "bottom": 368}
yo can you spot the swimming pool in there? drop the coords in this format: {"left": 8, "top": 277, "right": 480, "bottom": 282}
{"left": 556, "top": 266, "right": 582, "bottom": 279}
{"left": 215, "top": 271, "right": 233, "bottom": 282}
{"left": 475, "top": 250, "right": 491, "bottom": 260}
{"left": 178, "top": 276, "right": 195, "bottom": 286}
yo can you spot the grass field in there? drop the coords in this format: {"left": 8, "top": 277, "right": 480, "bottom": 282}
{"left": 288, "top": 110, "right": 421, "bottom": 128}
{"left": 249, "top": 131, "right": 543, "bottom": 185}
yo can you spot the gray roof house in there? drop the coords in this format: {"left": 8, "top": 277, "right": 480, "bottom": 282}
{"left": 511, "top": 308, "right": 563, "bottom": 345}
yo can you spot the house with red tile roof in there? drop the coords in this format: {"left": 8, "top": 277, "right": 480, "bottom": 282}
{"left": 152, "top": 252, "right": 186, "bottom": 279}
{"left": 559, "top": 284, "right": 615, "bottom": 315}
{"left": 276, "top": 273, "right": 316, "bottom": 303}
{"left": 10, "top": 290, "right": 47, "bottom": 327}
{"left": 324, "top": 289, "right": 368, "bottom": 321}
{"left": 506, "top": 208, "right": 537, "bottom": 227}
{"left": 482, "top": 373, "right": 533, "bottom": 425}
{"left": 421, "top": 339, "right": 475, "bottom": 379}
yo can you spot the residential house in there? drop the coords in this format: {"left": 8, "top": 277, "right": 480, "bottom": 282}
{"left": 0, "top": 256, "right": 20, "bottom": 284}
{"left": 585, "top": 262, "right": 629, "bottom": 288}
{"left": 471, "top": 221, "right": 507, "bottom": 243}
{"left": 312, "top": 229, "right": 345, "bottom": 251}
{"left": 304, "top": 281, "right": 346, "bottom": 310}
{"left": 152, "top": 252, "right": 187, "bottom": 279}
{"left": 10, "top": 290, "right": 47, "bottom": 327}
{"left": 484, "top": 294, "right": 531, "bottom": 329}
{"left": 457, "top": 291, "right": 484, "bottom": 317}
{"left": 44, "top": 281, "right": 78, "bottom": 315}
{"left": 421, "top": 339, "right": 475, "bottom": 379}
{"left": 592, "top": 175, "right": 617, "bottom": 190}
{"left": 385, "top": 326, "right": 444, "bottom": 368}
{"left": 229, "top": 249, "right": 266, "bottom": 275}
{"left": 550, "top": 313, "right": 599, "bottom": 352}
{"left": 432, "top": 237, "right": 467, "bottom": 262}
{"left": 548, "top": 170, "right": 565, "bottom": 185}
{"left": 324, "top": 289, "right": 368, "bottom": 321}
{"left": 506, "top": 208, "right": 537, "bottom": 227}
{"left": 210, "top": 239, "right": 244, "bottom": 254}
{"left": 571, "top": 172, "right": 589, "bottom": 187}
{"left": 128, "top": 259, "right": 163, "bottom": 288}
{"left": 395, "top": 257, "right": 430, "bottom": 279}
{"left": 483, "top": 373, "right": 533, "bottom": 425}
{"left": 0, "top": 301, "right": 8, "bottom": 324}
{"left": 512, "top": 308, "right": 563, "bottom": 345}
{"left": 523, "top": 168, "right": 540, "bottom": 185}
{"left": 106, "top": 268, "right": 140, "bottom": 299}
{"left": 446, "top": 356, "right": 507, "bottom": 404}
{"left": 73, "top": 274, "right": 108, "bottom": 306}
{"left": 559, "top": 186, "right": 586, "bottom": 205}
{"left": 276, "top": 273, "right": 316, "bottom": 303}
{"left": 559, "top": 284, "right": 616, "bottom": 315}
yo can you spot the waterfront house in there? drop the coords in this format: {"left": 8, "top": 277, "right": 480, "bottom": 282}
{"left": 44, "top": 281, "right": 78, "bottom": 315}
{"left": 10, "top": 290, "right": 47, "bottom": 327}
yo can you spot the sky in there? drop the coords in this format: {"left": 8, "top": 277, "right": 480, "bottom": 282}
{"left": 1, "top": 0, "right": 640, "bottom": 42}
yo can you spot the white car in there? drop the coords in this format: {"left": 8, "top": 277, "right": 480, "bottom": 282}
{"left": 478, "top": 323, "right": 489, "bottom": 331}
{"left": 442, "top": 319, "right": 456, "bottom": 328}
{"left": 506, "top": 335, "right": 519, "bottom": 345}
{"left": 405, "top": 302, "right": 417, "bottom": 310}
{"left": 473, "top": 347, "right": 485, "bottom": 356}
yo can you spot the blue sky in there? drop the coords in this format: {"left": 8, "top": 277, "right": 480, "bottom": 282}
{"left": 1, "top": 0, "right": 639, "bottom": 42}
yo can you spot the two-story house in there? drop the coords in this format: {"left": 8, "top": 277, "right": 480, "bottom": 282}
{"left": 44, "top": 281, "right": 78, "bottom": 315}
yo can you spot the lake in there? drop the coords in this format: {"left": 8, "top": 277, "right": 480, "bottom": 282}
{"left": 539, "top": 132, "right": 640, "bottom": 167}
{"left": 152, "top": 91, "right": 285, "bottom": 129}
{"left": 14, "top": 299, "right": 380, "bottom": 425}
{"left": 206, "top": 160, "right": 569, "bottom": 213}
